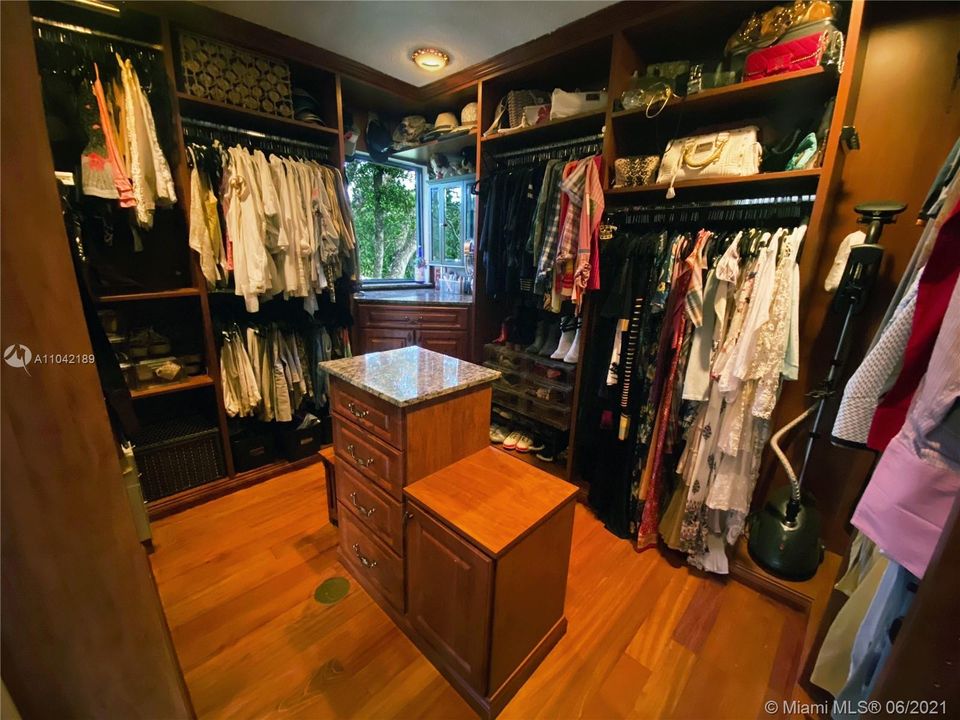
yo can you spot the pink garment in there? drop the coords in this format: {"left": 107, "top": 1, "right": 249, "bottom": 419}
{"left": 572, "top": 156, "right": 604, "bottom": 308}
{"left": 91, "top": 65, "right": 135, "bottom": 207}
{"left": 852, "top": 274, "right": 960, "bottom": 578}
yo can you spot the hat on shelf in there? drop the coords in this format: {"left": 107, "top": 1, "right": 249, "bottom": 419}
{"left": 392, "top": 115, "right": 431, "bottom": 148}
{"left": 366, "top": 113, "right": 393, "bottom": 162}
{"left": 459, "top": 102, "right": 477, "bottom": 130}
{"left": 421, "top": 111, "right": 468, "bottom": 142}
{"left": 292, "top": 88, "right": 326, "bottom": 125}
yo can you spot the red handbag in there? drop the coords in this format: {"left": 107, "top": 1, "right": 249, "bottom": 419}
{"left": 743, "top": 29, "right": 843, "bottom": 81}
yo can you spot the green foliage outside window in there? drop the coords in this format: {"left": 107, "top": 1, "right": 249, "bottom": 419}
{"left": 345, "top": 157, "right": 419, "bottom": 280}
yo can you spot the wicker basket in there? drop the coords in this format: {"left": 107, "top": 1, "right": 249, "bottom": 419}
{"left": 178, "top": 31, "right": 294, "bottom": 118}
{"left": 133, "top": 416, "right": 225, "bottom": 501}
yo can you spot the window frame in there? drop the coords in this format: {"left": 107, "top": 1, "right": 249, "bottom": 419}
{"left": 425, "top": 174, "right": 476, "bottom": 270}
{"left": 345, "top": 151, "right": 426, "bottom": 286}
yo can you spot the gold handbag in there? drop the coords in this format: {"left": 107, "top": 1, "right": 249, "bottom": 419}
{"left": 614, "top": 156, "right": 661, "bottom": 187}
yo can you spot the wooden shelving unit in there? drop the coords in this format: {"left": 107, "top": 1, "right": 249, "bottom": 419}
{"left": 610, "top": 66, "right": 838, "bottom": 127}
{"left": 176, "top": 92, "right": 341, "bottom": 143}
{"left": 605, "top": 168, "right": 822, "bottom": 199}
{"left": 391, "top": 129, "right": 477, "bottom": 165}
{"left": 129, "top": 374, "right": 214, "bottom": 399}
{"left": 96, "top": 287, "right": 201, "bottom": 303}
{"left": 479, "top": 109, "right": 606, "bottom": 152}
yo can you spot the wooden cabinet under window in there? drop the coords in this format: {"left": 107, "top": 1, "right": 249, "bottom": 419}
{"left": 355, "top": 302, "right": 471, "bottom": 360}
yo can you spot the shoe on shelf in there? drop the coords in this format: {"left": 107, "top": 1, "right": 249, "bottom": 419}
{"left": 536, "top": 447, "right": 555, "bottom": 462}
{"left": 489, "top": 424, "right": 507, "bottom": 444}
{"left": 503, "top": 430, "right": 523, "bottom": 450}
{"left": 550, "top": 316, "right": 576, "bottom": 360}
{"left": 563, "top": 327, "right": 581, "bottom": 364}
{"left": 515, "top": 434, "right": 534, "bottom": 453}
{"left": 527, "top": 437, "right": 546, "bottom": 453}
{"left": 538, "top": 318, "right": 562, "bottom": 357}
{"left": 525, "top": 319, "right": 548, "bottom": 354}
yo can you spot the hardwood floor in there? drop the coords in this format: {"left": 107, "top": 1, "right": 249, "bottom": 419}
{"left": 150, "top": 467, "right": 812, "bottom": 719}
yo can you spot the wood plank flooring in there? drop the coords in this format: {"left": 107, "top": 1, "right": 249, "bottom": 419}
{"left": 150, "top": 467, "right": 812, "bottom": 719}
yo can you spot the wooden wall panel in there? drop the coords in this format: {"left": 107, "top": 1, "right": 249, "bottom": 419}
{"left": 0, "top": 4, "right": 193, "bottom": 717}
{"left": 758, "top": 1, "right": 960, "bottom": 552}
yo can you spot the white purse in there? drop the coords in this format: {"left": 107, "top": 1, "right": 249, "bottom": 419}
{"left": 656, "top": 126, "right": 762, "bottom": 198}
{"left": 549, "top": 88, "right": 608, "bottom": 120}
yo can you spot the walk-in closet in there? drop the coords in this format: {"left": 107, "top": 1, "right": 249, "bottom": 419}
{"left": 2, "top": 1, "right": 958, "bottom": 719}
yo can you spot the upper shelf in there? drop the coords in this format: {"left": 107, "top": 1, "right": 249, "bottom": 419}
{"left": 96, "top": 288, "right": 201, "bottom": 303}
{"left": 390, "top": 129, "right": 477, "bottom": 165}
{"left": 177, "top": 92, "right": 341, "bottom": 144}
{"left": 611, "top": 67, "right": 838, "bottom": 129}
{"left": 480, "top": 110, "right": 606, "bottom": 153}
{"left": 605, "top": 168, "right": 822, "bottom": 201}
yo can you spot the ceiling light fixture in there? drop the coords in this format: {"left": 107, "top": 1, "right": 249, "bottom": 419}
{"left": 411, "top": 48, "right": 450, "bottom": 72}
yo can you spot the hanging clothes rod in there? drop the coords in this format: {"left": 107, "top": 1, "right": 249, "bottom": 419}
{"left": 608, "top": 194, "right": 817, "bottom": 213}
{"left": 32, "top": 16, "right": 164, "bottom": 51}
{"left": 181, "top": 117, "right": 332, "bottom": 153}
{"left": 490, "top": 132, "right": 605, "bottom": 159}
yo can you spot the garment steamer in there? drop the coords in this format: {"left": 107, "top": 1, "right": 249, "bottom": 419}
{"left": 748, "top": 201, "right": 906, "bottom": 580}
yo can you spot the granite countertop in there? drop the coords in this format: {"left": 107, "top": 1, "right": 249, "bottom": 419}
{"left": 319, "top": 346, "right": 499, "bottom": 407}
{"left": 353, "top": 288, "right": 473, "bottom": 306}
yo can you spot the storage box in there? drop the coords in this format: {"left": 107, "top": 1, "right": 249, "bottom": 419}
{"left": 133, "top": 417, "right": 226, "bottom": 501}
{"left": 275, "top": 421, "right": 324, "bottom": 461}
{"left": 231, "top": 427, "right": 277, "bottom": 473}
{"left": 134, "top": 356, "right": 184, "bottom": 385}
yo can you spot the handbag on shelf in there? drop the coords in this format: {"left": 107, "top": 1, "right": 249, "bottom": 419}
{"left": 744, "top": 27, "right": 844, "bottom": 81}
{"left": 483, "top": 90, "right": 551, "bottom": 136}
{"left": 614, "top": 156, "right": 661, "bottom": 187}
{"left": 549, "top": 88, "right": 608, "bottom": 120}
{"left": 621, "top": 80, "right": 674, "bottom": 117}
{"left": 656, "top": 126, "right": 762, "bottom": 198}
{"left": 726, "top": 0, "right": 842, "bottom": 74}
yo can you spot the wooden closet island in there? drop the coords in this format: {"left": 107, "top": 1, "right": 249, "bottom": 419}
{"left": 320, "top": 347, "right": 578, "bottom": 718}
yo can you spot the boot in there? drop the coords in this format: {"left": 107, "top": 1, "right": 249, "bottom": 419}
{"left": 538, "top": 318, "right": 562, "bottom": 357}
{"left": 563, "top": 327, "right": 582, "bottom": 364}
{"left": 525, "top": 319, "right": 548, "bottom": 354}
{"left": 551, "top": 316, "right": 576, "bottom": 360}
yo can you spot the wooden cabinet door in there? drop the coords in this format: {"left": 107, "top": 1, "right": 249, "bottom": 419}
{"left": 406, "top": 503, "right": 492, "bottom": 694}
{"left": 360, "top": 327, "right": 413, "bottom": 354}
{"left": 414, "top": 329, "right": 469, "bottom": 360}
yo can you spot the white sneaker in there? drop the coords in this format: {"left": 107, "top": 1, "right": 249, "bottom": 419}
{"left": 563, "top": 328, "right": 581, "bottom": 364}
{"left": 489, "top": 424, "right": 507, "bottom": 444}
{"left": 515, "top": 434, "right": 534, "bottom": 453}
{"left": 503, "top": 431, "right": 523, "bottom": 450}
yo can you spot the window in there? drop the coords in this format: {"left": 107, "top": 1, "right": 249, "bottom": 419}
{"left": 428, "top": 177, "right": 475, "bottom": 268}
{"left": 345, "top": 154, "right": 422, "bottom": 281}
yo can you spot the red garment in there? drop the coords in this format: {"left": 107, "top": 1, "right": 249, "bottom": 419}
{"left": 637, "top": 253, "right": 693, "bottom": 549}
{"left": 867, "top": 202, "right": 960, "bottom": 451}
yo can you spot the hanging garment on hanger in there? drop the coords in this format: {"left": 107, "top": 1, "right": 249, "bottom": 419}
{"left": 852, "top": 274, "right": 960, "bottom": 579}
{"left": 867, "top": 204, "right": 960, "bottom": 451}
{"left": 91, "top": 64, "right": 135, "bottom": 205}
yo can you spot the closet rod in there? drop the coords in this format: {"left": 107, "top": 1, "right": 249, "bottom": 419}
{"left": 181, "top": 117, "right": 332, "bottom": 153}
{"left": 32, "top": 16, "right": 164, "bottom": 51}
{"left": 490, "top": 132, "right": 606, "bottom": 159}
{"left": 608, "top": 194, "right": 817, "bottom": 213}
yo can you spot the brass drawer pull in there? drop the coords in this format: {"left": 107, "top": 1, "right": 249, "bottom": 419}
{"left": 346, "top": 443, "right": 375, "bottom": 468}
{"left": 349, "top": 491, "right": 376, "bottom": 517}
{"left": 352, "top": 543, "right": 377, "bottom": 569}
{"left": 346, "top": 401, "right": 369, "bottom": 419}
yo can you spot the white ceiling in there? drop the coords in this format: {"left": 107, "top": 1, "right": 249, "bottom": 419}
{"left": 202, "top": 1, "right": 617, "bottom": 87}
